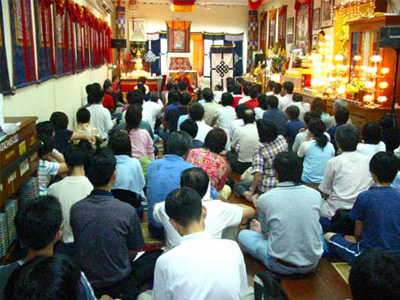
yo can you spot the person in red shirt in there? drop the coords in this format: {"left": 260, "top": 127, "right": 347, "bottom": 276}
{"left": 232, "top": 85, "right": 243, "bottom": 108}
{"left": 177, "top": 71, "right": 194, "bottom": 93}
{"left": 242, "top": 85, "right": 259, "bottom": 109}
{"left": 102, "top": 80, "right": 116, "bottom": 114}
{"left": 111, "top": 75, "right": 120, "bottom": 93}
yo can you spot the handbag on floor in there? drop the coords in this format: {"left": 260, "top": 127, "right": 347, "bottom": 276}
{"left": 254, "top": 271, "right": 289, "bottom": 300}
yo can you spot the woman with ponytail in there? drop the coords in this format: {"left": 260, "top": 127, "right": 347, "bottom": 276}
{"left": 297, "top": 118, "right": 335, "bottom": 188}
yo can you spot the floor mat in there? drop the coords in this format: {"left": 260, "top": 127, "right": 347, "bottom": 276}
{"left": 332, "top": 262, "right": 350, "bottom": 285}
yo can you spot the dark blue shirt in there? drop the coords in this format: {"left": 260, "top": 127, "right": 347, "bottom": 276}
{"left": 165, "top": 106, "right": 188, "bottom": 132}
{"left": 54, "top": 129, "right": 73, "bottom": 154}
{"left": 192, "top": 139, "right": 204, "bottom": 149}
{"left": 284, "top": 119, "right": 305, "bottom": 151}
{"left": 263, "top": 109, "right": 287, "bottom": 136}
{"left": 70, "top": 189, "right": 144, "bottom": 288}
{"left": 351, "top": 186, "right": 400, "bottom": 252}
{"left": 328, "top": 125, "right": 340, "bottom": 152}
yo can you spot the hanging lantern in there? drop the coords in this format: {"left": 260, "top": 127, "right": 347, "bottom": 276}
{"left": 171, "top": 0, "right": 196, "bottom": 12}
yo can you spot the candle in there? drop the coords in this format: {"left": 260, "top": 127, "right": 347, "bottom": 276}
{"left": 379, "top": 81, "right": 389, "bottom": 89}
{"left": 363, "top": 94, "right": 373, "bottom": 102}
{"left": 377, "top": 96, "right": 387, "bottom": 103}
{"left": 370, "top": 55, "right": 382, "bottom": 63}
{"left": 365, "top": 81, "right": 375, "bottom": 89}
{"left": 380, "top": 68, "right": 390, "bottom": 75}
{"left": 353, "top": 55, "right": 362, "bottom": 61}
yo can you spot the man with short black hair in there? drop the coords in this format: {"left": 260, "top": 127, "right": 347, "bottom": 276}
{"left": 70, "top": 148, "right": 147, "bottom": 299}
{"left": 228, "top": 109, "right": 259, "bottom": 174}
{"left": 146, "top": 132, "right": 195, "bottom": 239}
{"left": 180, "top": 119, "right": 203, "bottom": 149}
{"left": 165, "top": 93, "right": 191, "bottom": 133}
{"left": 349, "top": 250, "right": 400, "bottom": 300}
{"left": 103, "top": 79, "right": 116, "bottom": 113}
{"left": 284, "top": 105, "right": 305, "bottom": 151}
{"left": 153, "top": 168, "right": 255, "bottom": 249}
{"left": 153, "top": 187, "right": 249, "bottom": 300}
{"left": 87, "top": 90, "right": 116, "bottom": 139}
{"left": 239, "top": 152, "right": 323, "bottom": 275}
{"left": 319, "top": 124, "right": 372, "bottom": 230}
{"left": 201, "top": 88, "right": 220, "bottom": 125}
{"left": 357, "top": 122, "right": 386, "bottom": 157}
{"left": 48, "top": 145, "right": 93, "bottom": 255}
{"left": 278, "top": 81, "right": 294, "bottom": 111}
{"left": 0, "top": 196, "right": 96, "bottom": 300}
{"left": 262, "top": 95, "right": 287, "bottom": 135}
{"left": 189, "top": 103, "right": 212, "bottom": 143}
{"left": 325, "top": 152, "right": 400, "bottom": 264}
{"left": 328, "top": 107, "right": 350, "bottom": 151}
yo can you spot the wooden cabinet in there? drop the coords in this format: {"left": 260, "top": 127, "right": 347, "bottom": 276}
{"left": 300, "top": 92, "right": 400, "bottom": 130}
{"left": 347, "top": 16, "right": 400, "bottom": 108}
{"left": 0, "top": 117, "right": 39, "bottom": 206}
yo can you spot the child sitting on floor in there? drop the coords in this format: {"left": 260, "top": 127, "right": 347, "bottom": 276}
{"left": 38, "top": 134, "right": 68, "bottom": 195}
{"left": 325, "top": 152, "right": 400, "bottom": 264}
{"left": 74, "top": 108, "right": 103, "bottom": 149}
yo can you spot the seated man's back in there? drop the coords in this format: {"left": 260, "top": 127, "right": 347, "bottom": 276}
{"left": 259, "top": 183, "right": 323, "bottom": 266}
{"left": 70, "top": 190, "right": 144, "bottom": 288}
{"left": 154, "top": 233, "right": 247, "bottom": 300}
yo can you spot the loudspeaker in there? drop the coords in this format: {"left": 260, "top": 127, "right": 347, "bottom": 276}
{"left": 379, "top": 26, "right": 400, "bottom": 49}
{"left": 111, "top": 39, "right": 127, "bottom": 49}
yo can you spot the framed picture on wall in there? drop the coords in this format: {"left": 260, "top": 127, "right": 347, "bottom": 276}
{"left": 295, "top": 2, "right": 312, "bottom": 53}
{"left": 321, "top": 0, "right": 333, "bottom": 28}
{"left": 129, "top": 19, "right": 147, "bottom": 41}
{"left": 278, "top": 6, "right": 287, "bottom": 45}
{"left": 313, "top": 8, "right": 321, "bottom": 30}
{"left": 286, "top": 17, "right": 294, "bottom": 44}
{"left": 268, "top": 10, "right": 276, "bottom": 49}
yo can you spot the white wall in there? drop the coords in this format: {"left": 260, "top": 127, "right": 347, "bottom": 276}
{"left": 2, "top": 0, "right": 111, "bottom": 126}
{"left": 129, "top": 3, "right": 249, "bottom": 72}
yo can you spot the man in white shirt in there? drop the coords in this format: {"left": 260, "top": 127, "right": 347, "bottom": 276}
{"left": 228, "top": 109, "right": 259, "bottom": 174}
{"left": 152, "top": 187, "right": 250, "bottom": 300}
{"left": 229, "top": 104, "right": 248, "bottom": 139}
{"left": 48, "top": 145, "right": 93, "bottom": 254}
{"left": 238, "top": 84, "right": 252, "bottom": 105}
{"left": 142, "top": 91, "right": 163, "bottom": 130}
{"left": 153, "top": 167, "right": 255, "bottom": 249}
{"left": 87, "top": 90, "right": 116, "bottom": 139}
{"left": 189, "top": 103, "right": 212, "bottom": 143}
{"left": 319, "top": 124, "right": 373, "bottom": 229}
{"left": 278, "top": 81, "right": 294, "bottom": 112}
{"left": 288, "top": 93, "right": 310, "bottom": 122}
{"left": 356, "top": 122, "right": 386, "bottom": 158}
{"left": 202, "top": 88, "right": 220, "bottom": 126}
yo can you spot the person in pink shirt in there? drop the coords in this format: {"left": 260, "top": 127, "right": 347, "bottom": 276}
{"left": 125, "top": 104, "right": 154, "bottom": 175}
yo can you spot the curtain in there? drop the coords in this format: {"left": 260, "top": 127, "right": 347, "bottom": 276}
{"left": 35, "top": 0, "right": 56, "bottom": 81}
{"left": 225, "top": 33, "right": 244, "bottom": 77}
{"left": 0, "top": 1, "right": 10, "bottom": 93}
{"left": 160, "top": 32, "right": 168, "bottom": 75}
{"left": 210, "top": 46, "right": 234, "bottom": 90}
{"left": 247, "top": 10, "right": 258, "bottom": 69}
{"left": 146, "top": 33, "right": 161, "bottom": 75}
{"left": 203, "top": 33, "right": 225, "bottom": 77}
{"left": 9, "top": 0, "right": 37, "bottom": 87}
{"left": 191, "top": 33, "right": 204, "bottom": 77}
{"left": 260, "top": 12, "right": 268, "bottom": 53}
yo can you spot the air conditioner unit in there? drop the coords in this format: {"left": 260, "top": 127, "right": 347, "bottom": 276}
{"left": 96, "top": 0, "right": 113, "bottom": 14}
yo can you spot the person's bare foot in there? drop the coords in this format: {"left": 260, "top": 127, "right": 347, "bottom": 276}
{"left": 250, "top": 219, "right": 262, "bottom": 234}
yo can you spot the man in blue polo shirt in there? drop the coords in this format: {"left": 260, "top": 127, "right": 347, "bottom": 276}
{"left": 70, "top": 148, "right": 149, "bottom": 300}
{"left": 147, "top": 131, "right": 195, "bottom": 239}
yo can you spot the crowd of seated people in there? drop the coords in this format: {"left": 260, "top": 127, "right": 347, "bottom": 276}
{"left": 1, "top": 76, "right": 400, "bottom": 300}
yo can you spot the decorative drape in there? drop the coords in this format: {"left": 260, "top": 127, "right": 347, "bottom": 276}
{"left": 278, "top": 5, "right": 287, "bottom": 44}
{"left": 54, "top": 1, "right": 66, "bottom": 75}
{"left": 171, "top": 0, "right": 196, "bottom": 12}
{"left": 35, "top": 0, "right": 56, "bottom": 81}
{"left": 210, "top": 46, "right": 234, "bottom": 90}
{"left": 191, "top": 33, "right": 204, "bottom": 76}
{"left": 160, "top": 31, "right": 168, "bottom": 75}
{"left": 248, "top": 0, "right": 263, "bottom": 10}
{"left": 9, "top": 0, "right": 37, "bottom": 87}
{"left": 0, "top": 1, "right": 10, "bottom": 93}
{"left": 247, "top": 10, "right": 258, "bottom": 68}
{"left": 146, "top": 33, "right": 161, "bottom": 75}
{"left": 268, "top": 9, "right": 276, "bottom": 49}
{"left": 203, "top": 33, "right": 225, "bottom": 77}
{"left": 225, "top": 33, "right": 244, "bottom": 77}
{"left": 260, "top": 12, "right": 268, "bottom": 53}
{"left": 295, "top": 0, "right": 312, "bottom": 53}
